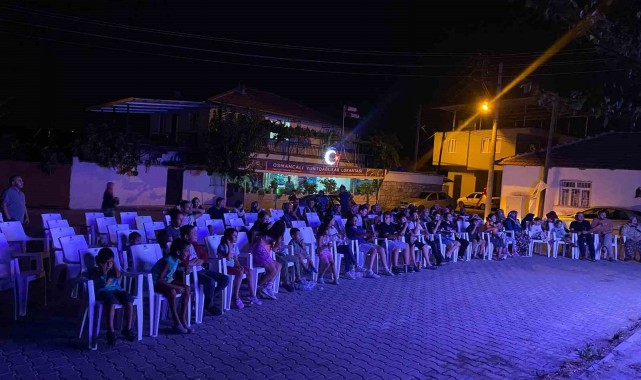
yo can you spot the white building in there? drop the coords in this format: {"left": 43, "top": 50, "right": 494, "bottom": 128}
{"left": 497, "top": 131, "right": 641, "bottom": 217}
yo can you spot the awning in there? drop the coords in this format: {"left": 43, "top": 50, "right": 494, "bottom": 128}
{"left": 86, "top": 97, "right": 208, "bottom": 114}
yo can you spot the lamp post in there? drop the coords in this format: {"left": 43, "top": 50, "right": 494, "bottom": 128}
{"left": 483, "top": 62, "right": 503, "bottom": 219}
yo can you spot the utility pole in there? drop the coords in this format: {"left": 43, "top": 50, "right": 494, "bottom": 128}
{"left": 414, "top": 105, "right": 422, "bottom": 172}
{"left": 537, "top": 94, "right": 559, "bottom": 218}
{"left": 484, "top": 62, "right": 503, "bottom": 219}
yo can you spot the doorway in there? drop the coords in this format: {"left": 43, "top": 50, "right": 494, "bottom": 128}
{"left": 453, "top": 175, "right": 462, "bottom": 200}
{"left": 165, "top": 169, "right": 184, "bottom": 206}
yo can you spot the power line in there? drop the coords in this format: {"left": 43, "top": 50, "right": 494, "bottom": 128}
{"left": 0, "top": 2, "right": 599, "bottom": 59}
{"left": 4, "top": 28, "right": 624, "bottom": 80}
{"left": 0, "top": 18, "right": 474, "bottom": 69}
{"left": 0, "top": 30, "right": 475, "bottom": 78}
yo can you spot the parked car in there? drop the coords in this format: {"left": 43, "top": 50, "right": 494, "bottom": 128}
{"left": 456, "top": 192, "right": 500, "bottom": 210}
{"left": 557, "top": 207, "right": 641, "bottom": 233}
{"left": 399, "top": 191, "right": 453, "bottom": 209}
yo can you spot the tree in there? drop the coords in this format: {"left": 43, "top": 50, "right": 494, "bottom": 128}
{"left": 77, "top": 123, "right": 144, "bottom": 175}
{"left": 319, "top": 178, "right": 337, "bottom": 194}
{"left": 201, "top": 111, "right": 271, "bottom": 179}
{"left": 365, "top": 132, "right": 402, "bottom": 170}
{"left": 520, "top": 0, "right": 641, "bottom": 130}
{"left": 356, "top": 180, "right": 381, "bottom": 204}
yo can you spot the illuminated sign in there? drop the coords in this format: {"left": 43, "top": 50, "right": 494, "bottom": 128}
{"left": 258, "top": 160, "right": 385, "bottom": 178}
{"left": 324, "top": 148, "right": 341, "bottom": 166}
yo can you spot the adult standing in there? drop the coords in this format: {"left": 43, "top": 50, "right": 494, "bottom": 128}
{"left": 2, "top": 175, "right": 28, "bottom": 224}
{"left": 284, "top": 176, "right": 296, "bottom": 195}
{"left": 101, "top": 182, "right": 119, "bottom": 217}
{"left": 338, "top": 185, "right": 352, "bottom": 218}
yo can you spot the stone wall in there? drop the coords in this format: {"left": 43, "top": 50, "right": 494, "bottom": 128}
{"left": 377, "top": 181, "right": 443, "bottom": 210}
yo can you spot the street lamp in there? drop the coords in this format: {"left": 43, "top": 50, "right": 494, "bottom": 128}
{"left": 480, "top": 101, "right": 490, "bottom": 113}
{"left": 483, "top": 63, "right": 503, "bottom": 219}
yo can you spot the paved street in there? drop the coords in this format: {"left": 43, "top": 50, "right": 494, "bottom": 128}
{"left": 2, "top": 255, "right": 641, "bottom": 379}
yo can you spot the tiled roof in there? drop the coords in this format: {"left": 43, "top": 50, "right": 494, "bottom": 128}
{"left": 497, "top": 131, "right": 641, "bottom": 170}
{"left": 208, "top": 86, "right": 338, "bottom": 126}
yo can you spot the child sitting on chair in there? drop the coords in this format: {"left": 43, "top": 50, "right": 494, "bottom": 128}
{"left": 550, "top": 220, "right": 573, "bottom": 246}
{"left": 88, "top": 248, "right": 135, "bottom": 346}
{"left": 151, "top": 238, "right": 192, "bottom": 334}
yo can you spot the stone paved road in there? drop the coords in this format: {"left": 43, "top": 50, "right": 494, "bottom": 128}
{"left": 2, "top": 255, "right": 641, "bottom": 380}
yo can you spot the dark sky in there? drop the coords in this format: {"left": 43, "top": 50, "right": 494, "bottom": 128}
{"left": 1, "top": 0, "right": 603, "bottom": 156}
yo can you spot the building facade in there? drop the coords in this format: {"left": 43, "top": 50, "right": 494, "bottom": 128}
{"left": 497, "top": 131, "right": 641, "bottom": 217}
{"left": 430, "top": 97, "right": 587, "bottom": 201}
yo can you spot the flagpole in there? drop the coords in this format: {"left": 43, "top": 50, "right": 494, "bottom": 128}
{"left": 342, "top": 105, "right": 345, "bottom": 138}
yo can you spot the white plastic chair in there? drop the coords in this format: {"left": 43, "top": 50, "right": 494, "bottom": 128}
{"left": 47, "top": 219, "right": 69, "bottom": 230}
{"left": 195, "top": 214, "right": 211, "bottom": 228}
{"left": 95, "top": 217, "right": 117, "bottom": 245}
{"left": 205, "top": 235, "right": 235, "bottom": 311}
{"left": 164, "top": 214, "right": 171, "bottom": 226}
{"left": 50, "top": 227, "right": 78, "bottom": 284}
{"left": 0, "top": 233, "right": 46, "bottom": 317}
{"left": 78, "top": 246, "right": 143, "bottom": 349}
{"left": 270, "top": 209, "right": 284, "bottom": 222}
{"left": 244, "top": 213, "right": 258, "bottom": 226}
{"left": 143, "top": 222, "right": 166, "bottom": 244}
{"left": 292, "top": 220, "right": 307, "bottom": 228}
{"left": 223, "top": 213, "right": 239, "bottom": 227}
{"left": 119, "top": 212, "right": 138, "bottom": 229}
{"left": 205, "top": 219, "right": 225, "bottom": 235}
{"left": 306, "top": 213, "right": 321, "bottom": 229}
{"left": 0, "top": 221, "right": 48, "bottom": 280}
{"left": 527, "top": 230, "right": 550, "bottom": 257}
{"left": 195, "top": 227, "right": 209, "bottom": 246}
{"left": 41, "top": 213, "right": 63, "bottom": 229}
{"left": 229, "top": 218, "right": 245, "bottom": 230}
{"left": 0, "top": 256, "right": 18, "bottom": 320}
{"left": 552, "top": 234, "right": 578, "bottom": 259}
{"left": 116, "top": 229, "right": 145, "bottom": 269}
{"left": 85, "top": 212, "right": 105, "bottom": 246}
{"left": 130, "top": 244, "right": 193, "bottom": 337}
{"left": 59, "top": 235, "right": 89, "bottom": 297}
{"left": 594, "top": 234, "right": 618, "bottom": 261}
{"left": 107, "top": 224, "right": 130, "bottom": 246}
{"left": 134, "top": 216, "right": 153, "bottom": 241}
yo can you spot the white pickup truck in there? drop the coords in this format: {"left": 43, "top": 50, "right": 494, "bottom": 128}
{"left": 456, "top": 192, "right": 500, "bottom": 210}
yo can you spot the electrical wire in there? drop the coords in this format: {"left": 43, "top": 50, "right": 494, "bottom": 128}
{"left": 1, "top": 27, "right": 624, "bottom": 79}
{"left": 0, "top": 18, "right": 475, "bottom": 69}
{"left": 0, "top": 30, "right": 475, "bottom": 78}
{"left": 0, "top": 2, "right": 599, "bottom": 59}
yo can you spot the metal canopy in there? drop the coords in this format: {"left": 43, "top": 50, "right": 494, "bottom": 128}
{"left": 86, "top": 97, "right": 208, "bottom": 114}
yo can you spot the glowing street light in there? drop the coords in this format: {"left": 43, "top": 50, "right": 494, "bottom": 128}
{"left": 480, "top": 101, "right": 490, "bottom": 113}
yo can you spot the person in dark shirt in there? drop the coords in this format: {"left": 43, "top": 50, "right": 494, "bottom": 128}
{"left": 569, "top": 212, "right": 596, "bottom": 261}
{"left": 426, "top": 213, "right": 460, "bottom": 262}
{"left": 161, "top": 209, "right": 183, "bottom": 251}
{"left": 100, "top": 182, "right": 119, "bottom": 217}
{"left": 206, "top": 197, "right": 226, "bottom": 220}
{"left": 377, "top": 212, "right": 412, "bottom": 274}
{"left": 338, "top": 185, "right": 352, "bottom": 218}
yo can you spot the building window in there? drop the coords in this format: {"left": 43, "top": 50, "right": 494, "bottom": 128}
{"left": 446, "top": 139, "right": 456, "bottom": 153}
{"left": 559, "top": 180, "right": 591, "bottom": 208}
{"left": 481, "top": 138, "right": 502, "bottom": 153}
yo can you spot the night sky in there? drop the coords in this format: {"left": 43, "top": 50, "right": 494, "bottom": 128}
{"left": 0, "top": 0, "right": 606, "bottom": 158}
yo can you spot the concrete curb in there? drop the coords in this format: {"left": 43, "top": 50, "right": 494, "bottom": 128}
{"left": 578, "top": 327, "right": 641, "bottom": 379}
